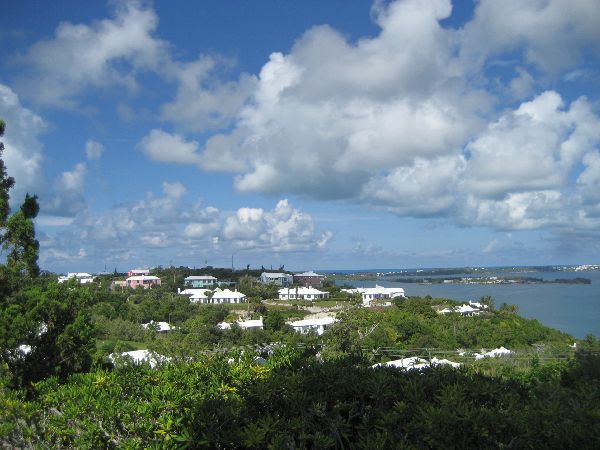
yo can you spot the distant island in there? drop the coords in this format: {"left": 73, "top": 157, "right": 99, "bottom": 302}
{"left": 388, "top": 276, "right": 592, "bottom": 285}
{"left": 330, "top": 265, "right": 596, "bottom": 285}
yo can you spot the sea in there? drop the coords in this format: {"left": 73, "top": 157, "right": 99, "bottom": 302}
{"left": 327, "top": 269, "right": 600, "bottom": 339}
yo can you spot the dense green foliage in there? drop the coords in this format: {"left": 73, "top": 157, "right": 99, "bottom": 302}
{"left": 2, "top": 347, "right": 599, "bottom": 448}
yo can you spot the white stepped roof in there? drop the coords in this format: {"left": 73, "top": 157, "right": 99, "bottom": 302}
{"left": 289, "top": 317, "right": 337, "bottom": 327}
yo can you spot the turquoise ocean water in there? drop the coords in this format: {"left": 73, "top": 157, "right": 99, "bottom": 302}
{"left": 331, "top": 270, "right": 600, "bottom": 339}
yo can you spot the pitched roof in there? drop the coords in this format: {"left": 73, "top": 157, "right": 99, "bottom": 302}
{"left": 294, "top": 271, "right": 324, "bottom": 277}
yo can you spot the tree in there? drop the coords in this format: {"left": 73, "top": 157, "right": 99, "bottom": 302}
{"left": 0, "top": 120, "right": 93, "bottom": 389}
{"left": 0, "top": 119, "right": 15, "bottom": 225}
{"left": 0, "top": 120, "right": 40, "bottom": 280}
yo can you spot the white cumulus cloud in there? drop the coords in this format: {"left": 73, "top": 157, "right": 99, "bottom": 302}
{"left": 16, "top": 0, "right": 169, "bottom": 108}
{"left": 139, "top": 129, "right": 202, "bottom": 165}
{"left": 0, "top": 84, "right": 45, "bottom": 203}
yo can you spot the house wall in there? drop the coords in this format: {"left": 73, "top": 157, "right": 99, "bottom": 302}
{"left": 186, "top": 279, "right": 217, "bottom": 288}
{"left": 294, "top": 276, "right": 324, "bottom": 287}
{"left": 127, "top": 279, "right": 161, "bottom": 289}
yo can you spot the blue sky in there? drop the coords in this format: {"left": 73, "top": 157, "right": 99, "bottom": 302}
{"left": 1, "top": 0, "right": 600, "bottom": 273}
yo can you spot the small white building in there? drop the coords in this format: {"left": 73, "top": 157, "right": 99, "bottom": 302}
{"left": 278, "top": 286, "right": 329, "bottom": 300}
{"left": 108, "top": 349, "right": 168, "bottom": 368}
{"left": 218, "top": 317, "right": 264, "bottom": 330}
{"left": 288, "top": 316, "right": 336, "bottom": 335}
{"left": 141, "top": 321, "right": 171, "bottom": 332}
{"left": 178, "top": 288, "right": 212, "bottom": 303}
{"left": 438, "top": 303, "right": 482, "bottom": 316}
{"left": 342, "top": 285, "right": 405, "bottom": 306}
{"left": 58, "top": 272, "right": 95, "bottom": 284}
{"left": 475, "top": 347, "right": 513, "bottom": 360}
{"left": 372, "top": 357, "right": 460, "bottom": 371}
{"left": 206, "top": 288, "right": 247, "bottom": 304}
{"left": 260, "top": 272, "right": 293, "bottom": 286}
{"left": 238, "top": 317, "right": 264, "bottom": 330}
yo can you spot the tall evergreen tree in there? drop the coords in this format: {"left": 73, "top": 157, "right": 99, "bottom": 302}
{"left": 0, "top": 119, "right": 40, "bottom": 280}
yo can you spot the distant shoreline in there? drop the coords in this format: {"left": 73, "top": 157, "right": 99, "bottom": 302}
{"left": 386, "top": 276, "right": 592, "bottom": 285}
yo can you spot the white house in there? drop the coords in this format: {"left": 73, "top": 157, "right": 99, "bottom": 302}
{"left": 206, "top": 288, "right": 247, "bottom": 304}
{"left": 342, "top": 285, "right": 405, "bottom": 306}
{"left": 108, "top": 349, "right": 168, "bottom": 368}
{"left": 238, "top": 317, "right": 263, "bottom": 330}
{"left": 438, "top": 303, "right": 482, "bottom": 316}
{"left": 372, "top": 357, "right": 460, "bottom": 371}
{"left": 288, "top": 316, "right": 336, "bottom": 335}
{"left": 469, "top": 300, "right": 489, "bottom": 310}
{"left": 218, "top": 317, "right": 264, "bottom": 330}
{"left": 475, "top": 347, "right": 513, "bottom": 360}
{"left": 58, "top": 272, "right": 95, "bottom": 284}
{"left": 278, "top": 286, "right": 329, "bottom": 300}
{"left": 260, "top": 272, "right": 293, "bottom": 286}
{"left": 141, "top": 321, "right": 172, "bottom": 332}
{"left": 178, "top": 288, "right": 212, "bottom": 303}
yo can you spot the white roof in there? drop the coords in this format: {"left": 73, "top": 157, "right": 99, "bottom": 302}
{"left": 67, "top": 272, "right": 93, "bottom": 278}
{"left": 475, "top": 347, "right": 513, "bottom": 360}
{"left": 127, "top": 275, "right": 160, "bottom": 281}
{"left": 469, "top": 301, "right": 488, "bottom": 309}
{"left": 211, "top": 288, "right": 246, "bottom": 300}
{"left": 343, "top": 285, "right": 405, "bottom": 296}
{"left": 294, "top": 271, "right": 324, "bottom": 277}
{"left": 373, "top": 357, "right": 460, "bottom": 371}
{"left": 185, "top": 275, "right": 217, "bottom": 280}
{"left": 222, "top": 317, "right": 264, "bottom": 330}
{"left": 179, "top": 288, "right": 211, "bottom": 296}
{"left": 238, "top": 318, "right": 263, "bottom": 329}
{"left": 261, "top": 272, "right": 291, "bottom": 278}
{"left": 189, "top": 290, "right": 211, "bottom": 299}
{"left": 456, "top": 304, "right": 479, "bottom": 313}
{"left": 108, "top": 349, "right": 168, "bottom": 368}
{"left": 142, "top": 321, "right": 171, "bottom": 332}
{"left": 289, "top": 317, "right": 337, "bottom": 327}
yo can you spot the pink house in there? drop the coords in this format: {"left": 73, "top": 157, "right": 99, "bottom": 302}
{"left": 126, "top": 275, "right": 161, "bottom": 289}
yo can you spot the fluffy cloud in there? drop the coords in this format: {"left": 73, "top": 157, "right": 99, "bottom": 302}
{"left": 9, "top": 0, "right": 600, "bottom": 252}
{"left": 160, "top": 56, "right": 257, "bottom": 133}
{"left": 199, "top": 1, "right": 485, "bottom": 200}
{"left": 222, "top": 199, "right": 332, "bottom": 251}
{"left": 45, "top": 163, "right": 87, "bottom": 216}
{"left": 85, "top": 140, "right": 104, "bottom": 160}
{"left": 0, "top": 84, "right": 45, "bottom": 202}
{"left": 40, "top": 190, "right": 331, "bottom": 271}
{"left": 139, "top": 129, "right": 202, "bottom": 165}
{"left": 16, "top": 0, "right": 169, "bottom": 107}
{"left": 162, "top": 181, "right": 186, "bottom": 199}
{"left": 461, "top": 0, "right": 600, "bottom": 72}
{"left": 462, "top": 92, "right": 600, "bottom": 199}
{"left": 188, "top": 0, "right": 600, "bottom": 233}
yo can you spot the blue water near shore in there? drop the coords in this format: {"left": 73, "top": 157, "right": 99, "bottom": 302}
{"left": 330, "top": 270, "right": 600, "bottom": 339}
